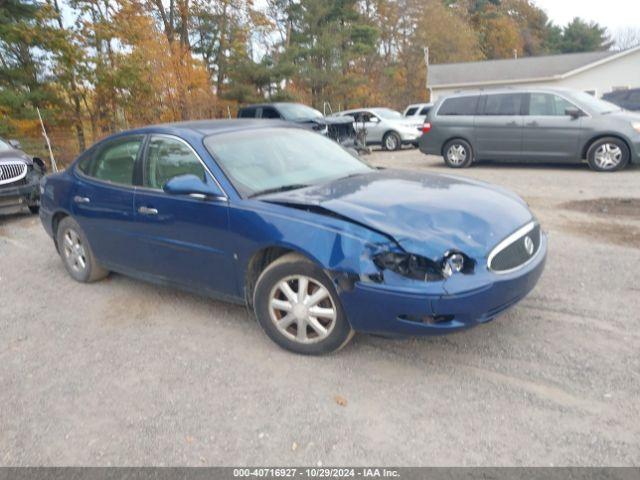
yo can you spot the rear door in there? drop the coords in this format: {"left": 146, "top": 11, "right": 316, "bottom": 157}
{"left": 131, "top": 134, "right": 237, "bottom": 297}
{"left": 474, "top": 93, "right": 525, "bottom": 160}
{"left": 522, "top": 92, "right": 583, "bottom": 162}
{"left": 72, "top": 135, "right": 145, "bottom": 270}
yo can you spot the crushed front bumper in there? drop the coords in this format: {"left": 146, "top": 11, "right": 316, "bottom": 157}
{"left": 339, "top": 233, "right": 547, "bottom": 336}
{"left": 0, "top": 175, "right": 40, "bottom": 212}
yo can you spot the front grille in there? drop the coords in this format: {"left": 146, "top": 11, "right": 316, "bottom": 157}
{"left": 488, "top": 223, "right": 541, "bottom": 273}
{"left": 0, "top": 162, "right": 28, "bottom": 186}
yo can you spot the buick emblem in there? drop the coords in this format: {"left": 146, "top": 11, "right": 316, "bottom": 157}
{"left": 524, "top": 236, "right": 534, "bottom": 255}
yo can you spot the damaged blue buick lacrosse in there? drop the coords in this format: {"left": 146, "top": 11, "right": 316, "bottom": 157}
{"left": 39, "top": 120, "right": 546, "bottom": 354}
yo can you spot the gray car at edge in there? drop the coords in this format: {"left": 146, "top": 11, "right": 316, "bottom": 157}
{"left": 419, "top": 87, "right": 640, "bottom": 171}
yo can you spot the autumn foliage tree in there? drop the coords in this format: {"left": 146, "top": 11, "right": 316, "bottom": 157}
{"left": 0, "top": 0, "right": 616, "bottom": 165}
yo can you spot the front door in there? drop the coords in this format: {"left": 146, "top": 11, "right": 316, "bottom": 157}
{"left": 132, "top": 134, "right": 237, "bottom": 298}
{"left": 72, "top": 135, "right": 145, "bottom": 270}
{"left": 474, "top": 93, "right": 525, "bottom": 160}
{"left": 521, "top": 92, "right": 583, "bottom": 162}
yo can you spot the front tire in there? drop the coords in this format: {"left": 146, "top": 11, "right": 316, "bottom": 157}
{"left": 587, "top": 137, "right": 629, "bottom": 172}
{"left": 56, "top": 217, "right": 109, "bottom": 283}
{"left": 383, "top": 131, "right": 401, "bottom": 151}
{"left": 253, "top": 253, "right": 354, "bottom": 355}
{"left": 443, "top": 139, "right": 474, "bottom": 168}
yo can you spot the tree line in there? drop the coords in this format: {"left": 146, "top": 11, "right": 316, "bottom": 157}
{"left": 0, "top": 0, "right": 617, "bottom": 163}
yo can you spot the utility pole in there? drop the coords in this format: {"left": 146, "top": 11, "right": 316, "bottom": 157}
{"left": 37, "top": 107, "right": 58, "bottom": 173}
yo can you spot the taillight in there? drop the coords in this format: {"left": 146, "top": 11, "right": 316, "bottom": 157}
{"left": 422, "top": 122, "right": 431, "bottom": 133}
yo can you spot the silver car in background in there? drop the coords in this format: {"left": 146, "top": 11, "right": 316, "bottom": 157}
{"left": 419, "top": 87, "right": 640, "bottom": 171}
{"left": 403, "top": 103, "right": 433, "bottom": 119}
{"left": 333, "top": 108, "right": 423, "bottom": 151}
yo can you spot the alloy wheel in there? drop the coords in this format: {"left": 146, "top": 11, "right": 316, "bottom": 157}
{"left": 268, "top": 275, "right": 337, "bottom": 344}
{"left": 385, "top": 135, "right": 398, "bottom": 150}
{"left": 62, "top": 228, "right": 87, "bottom": 273}
{"left": 594, "top": 143, "right": 622, "bottom": 170}
{"left": 447, "top": 144, "right": 467, "bottom": 166}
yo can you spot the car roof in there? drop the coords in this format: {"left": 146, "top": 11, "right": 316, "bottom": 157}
{"left": 238, "top": 102, "right": 306, "bottom": 109}
{"left": 124, "top": 119, "right": 297, "bottom": 138}
{"left": 443, "top": 86, "right": 578, "bottom": 98}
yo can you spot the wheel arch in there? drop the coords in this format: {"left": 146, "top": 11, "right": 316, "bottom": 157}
{"left": 51, "top": 210, "right": 71, "bottom": 252}
{"left": 244, "top": 245, "right": 317, "bottom": 306}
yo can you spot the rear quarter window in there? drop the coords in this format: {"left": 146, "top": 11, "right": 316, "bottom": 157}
{"left": 438, "top": 96, "right": 479, "bottom": 116}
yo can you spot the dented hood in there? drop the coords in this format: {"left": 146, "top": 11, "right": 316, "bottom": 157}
{"left": 261, "top": 169, "right": 534, "bottom": 260}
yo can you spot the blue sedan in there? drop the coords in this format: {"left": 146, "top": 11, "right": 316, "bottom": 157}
{"left": 39, "top": 120, "right": 547, "bottom": 354}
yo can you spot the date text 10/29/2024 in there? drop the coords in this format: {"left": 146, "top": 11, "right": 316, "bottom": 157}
{"left": 233, "top": 468, "right": 400, "bottom": 478}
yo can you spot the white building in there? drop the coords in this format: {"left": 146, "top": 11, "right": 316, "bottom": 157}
{"left": 428, "top": 46, "right": 640, "bottom": 100}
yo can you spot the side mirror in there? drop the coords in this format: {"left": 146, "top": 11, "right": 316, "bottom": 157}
{"left": 565, "top": 107, "right": 583, "bottom": 119}
{"left": 8, "top": 139, "right": 22, "bottom": 150}
{"left": 163, "top": 174, "right": 225, "bottom": 200}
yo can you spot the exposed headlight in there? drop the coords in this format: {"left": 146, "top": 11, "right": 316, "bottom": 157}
{"left": 373, "top": 252, "right": 444, "bottom": 281}
{"left": 373, "top": 250, "right": 474, "bottom": 281}
{"left": 632, "top": 122, "right": 640, "bottom": 134}
{"left": 442, "top": 253, "right": 465, "bottom": 278}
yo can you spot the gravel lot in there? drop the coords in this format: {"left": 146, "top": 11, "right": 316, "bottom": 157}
{"left": 1, "top": 150, "right": 639, "bottom": 466}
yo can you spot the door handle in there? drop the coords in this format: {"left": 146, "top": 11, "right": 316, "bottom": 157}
{"left": 526, "top": 121, "right": 539, "bottom": 127}
{"left": 138, "top": 206, "right": 158, "bottom": 215}
{"left": 505, "top": 121, "right": 518, "bottom": 126}
{"left": 73, "top": 196, "right": 90, "bottom": 204}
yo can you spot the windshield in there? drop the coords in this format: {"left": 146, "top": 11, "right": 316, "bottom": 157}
{"left": 372, "top": 108, "right": 403, "bottom": 120}
{"left": 204, "top": 128, "right": 372, "bottom": 198}
{"left": 277, "top": 104, "right": 323, "bottom": 121}
{"left": 571, "top": 92, "right": 622, "bottom": 114}
{"left": 0, "top": 138, "right": 12, "bottom": 151}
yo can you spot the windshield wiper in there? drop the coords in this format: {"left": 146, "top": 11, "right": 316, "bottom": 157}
{"left": 249, "top": 184, "right": 311, "bottom": 198}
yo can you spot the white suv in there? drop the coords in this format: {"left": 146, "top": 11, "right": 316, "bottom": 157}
{"left": 403, "top": 103, "right": 433, "bottom": 119}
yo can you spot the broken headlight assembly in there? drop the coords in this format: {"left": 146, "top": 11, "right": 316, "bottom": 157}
{"left": 373, "top": 250, "right": 475, "bottom": 282}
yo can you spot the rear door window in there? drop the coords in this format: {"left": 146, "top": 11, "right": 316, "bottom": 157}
{"left": 438, "top": 96, "right": 479, "bottom": 116}
{"left": 86, "top": 136, "right": 144, "bottom": 186}
{"left": 405, "top": 107, "right": 418, "bottom": 116}
{"left": 419, "top": 106, "right": 431, "bottom": 115}
{"left": 482, "top": 93, "right": 524, "bottom": 116}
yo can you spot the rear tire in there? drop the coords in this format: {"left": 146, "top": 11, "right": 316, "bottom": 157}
{"left": 56, "top": 217, "right": 109, "bottom": 283}
{"left": 586, "top": 137, "right": 629, "bottom": 172}
{"left": 383, "top": 131, "right": 401, "bottom": 151}
{"left": 443, "top": 139, "right": 474, "bottom": 168}
{"left": 253, "top": 253, "right": 354, "bottom": 355}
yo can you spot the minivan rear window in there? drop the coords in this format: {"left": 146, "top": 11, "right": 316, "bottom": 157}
{"left": 438, "top": 96, "right": 479, "bottom": 116}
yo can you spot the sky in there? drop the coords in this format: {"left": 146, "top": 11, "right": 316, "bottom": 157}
{"left": 534, "top": 0, "right": 640, "bottom": 34}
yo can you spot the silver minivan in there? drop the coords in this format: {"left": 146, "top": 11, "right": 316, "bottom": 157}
{"left": 419, "top": 88, "right": 640, "bottom": 171}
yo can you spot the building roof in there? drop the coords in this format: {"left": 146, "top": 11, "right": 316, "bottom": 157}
{"left": 429, "top": 47, "right": 640, "bottom": 89}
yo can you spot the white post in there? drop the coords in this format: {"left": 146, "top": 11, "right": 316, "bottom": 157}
{"left": 424, "top": 47, "right": 430, "bottom": 101}
{"left": 36, "top": 107, "right": 58, "bottom": 172}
